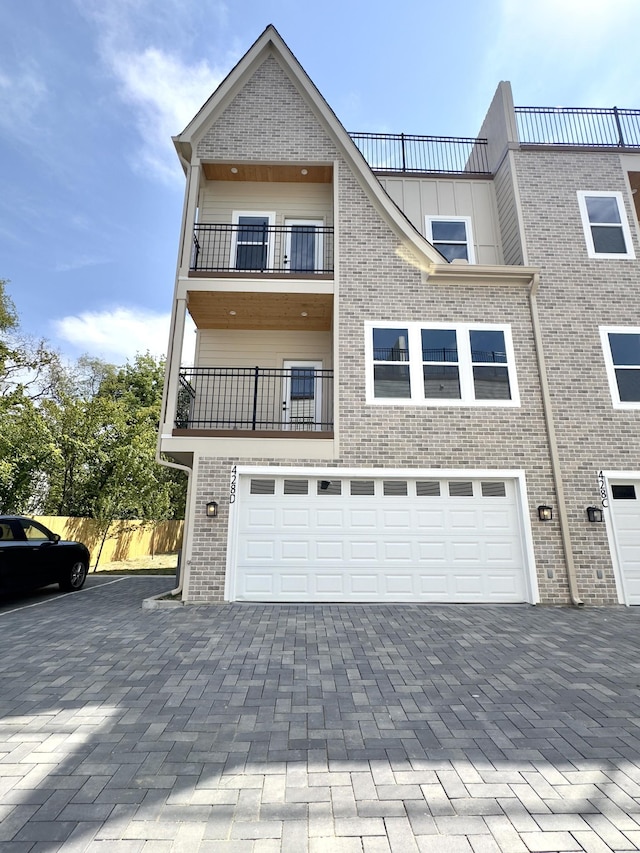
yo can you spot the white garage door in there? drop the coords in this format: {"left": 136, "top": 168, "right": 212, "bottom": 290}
{"left": 230, "top": 473, "right": 530, "bottom": 603}
{"left": 608, "top": 480, "right": 640, "bottom": 604}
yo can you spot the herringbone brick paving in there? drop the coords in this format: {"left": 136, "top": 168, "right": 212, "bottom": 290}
{"left": 2, "top": 577, "right": 640, "bottom": 851}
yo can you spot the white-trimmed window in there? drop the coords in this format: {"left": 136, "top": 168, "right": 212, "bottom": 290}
{"left": 231, "top": 211, "right": 276, "bottom": 270}
{"left": 366, "top": 322, "right": 519, "bottom": 406}
{"left": 577, "top": 192, "right": 635, "bottom": 259}
{"left": 600, "top": 326, "right": 640, "bottom": 408}
{"left": 425, "top": 216, "right": 476, "bottom": 263}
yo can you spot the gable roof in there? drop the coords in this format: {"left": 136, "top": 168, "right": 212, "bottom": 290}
{"left": 172, "top": 25, "right": 447, "bottom": 269}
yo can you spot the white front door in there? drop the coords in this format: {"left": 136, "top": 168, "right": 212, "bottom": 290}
{"left": 284, "top": 219, "right": 323, "bottom": 272}
{"left": 282, "top": 361, "right": 323, "bottom": 430}
{"left": 608, "top": 478, "right": 640, "bottom": 603}
{"left": 230, "top": 472, "right": 532, "bottom": 603}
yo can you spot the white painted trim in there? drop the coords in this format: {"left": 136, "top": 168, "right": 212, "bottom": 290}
{"left": 576, "top": 191, "right": 635, "bottom": 260}
{"left": 364, "top": 321, "right": 520, "bottom": 407}
{"left": 601, "top": 470, "right": 640, "bottom": 605}
{"left": 230, "top": 211, "right": 276, "bottom": 270}
{"left": 599, "top": 326, "right": 640, "bottom": 409}
{"left": 226, "top": 465, "right": 539, "bottom": 604}
{"left": 425, "top": 215, "right": 476, "bottom": 264}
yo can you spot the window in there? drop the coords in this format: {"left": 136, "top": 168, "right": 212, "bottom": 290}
{"left": 231, "top": 211, "right": 275, "bottom": 270}
{"left": 577, "top": 192, "right": 635, "bottom": 259}
{"left": 366, "top": 322, "right": 519, "bottom": 406}
{"left": 600, "top": 327, "right": 640, "bottom": 408}
{"left": 425, "top": 216, "right": 476, "bottom": 263}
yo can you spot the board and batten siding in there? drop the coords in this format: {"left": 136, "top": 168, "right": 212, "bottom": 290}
{"left": 377, "top": 176, "right": 503, "bottom": 265}
{"left": 198, "top": 180, "right": 333, "bottom": 226}
{"left": 195, "top": 329, "right": 333, "bottom": 368}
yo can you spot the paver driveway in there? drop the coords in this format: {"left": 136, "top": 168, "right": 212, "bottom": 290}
{"left": 2, "top": 577, "right": 640, "bottom": 851}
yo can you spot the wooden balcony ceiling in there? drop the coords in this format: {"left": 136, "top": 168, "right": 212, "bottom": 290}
{"left": 187, "top": 291, "right": 333, "bottom": 331}
{"left": 202, "top": 163, "right": 333, "bottom": 183}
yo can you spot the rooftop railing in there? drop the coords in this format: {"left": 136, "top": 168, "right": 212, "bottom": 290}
{"left": 515, "top": 106, "right": 640, "bottom": 148}
{"left": 349, "top": 133, "right": 490, "bottom": 175}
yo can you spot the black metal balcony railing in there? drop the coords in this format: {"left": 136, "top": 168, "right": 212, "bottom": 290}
{"left": 177, "top": 367, "right": 334, "bottom": 432}
{"left": 191, "top": 224, "right": 334, "bottom": 273}
{"left": 349, "top": 132, "right": 491, "bottom": 174}
{"left": 515, "top": 106, "right": 640, "bottom": 148}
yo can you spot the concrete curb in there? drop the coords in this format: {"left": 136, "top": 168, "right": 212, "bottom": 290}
{"left": 142, "top": 591, "right": 183, "bottom": 609}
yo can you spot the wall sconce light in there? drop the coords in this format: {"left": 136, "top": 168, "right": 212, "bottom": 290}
{"left": 586, "top": 506, "right": 604, "bottom": 523}
{"left": 538, "top": 505, "right": 553, "bottom": 521}
{"left": 320, "top": 480, "right": 331, "bottom": 491}
{"left": 206, "top": 500, "right": 219, "bottom": 518}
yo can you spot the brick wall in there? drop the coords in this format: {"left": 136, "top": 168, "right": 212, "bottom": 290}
{"left": 512, "top": 149, "right": 640, "bottom": 604}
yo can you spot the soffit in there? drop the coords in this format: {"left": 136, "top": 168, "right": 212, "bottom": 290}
{"left": 202, "top": 163, "right": 333, "bottom": 183}
{"left": 187, "top": 290, "right": 333, "bottom": 331}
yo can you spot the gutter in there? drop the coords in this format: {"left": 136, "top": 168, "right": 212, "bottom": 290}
{"left": 154, "top": 447, "right": 191, "bottom": 599}
{"left": 528, "top": 273, "right": 583, "bottom": 606}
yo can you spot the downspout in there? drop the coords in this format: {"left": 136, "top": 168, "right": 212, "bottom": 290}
{"left": 155, "top": 447, "right": 191, "bottom": 598}
{"left": 529, "top": 273, "right": 583, "bottom": 606}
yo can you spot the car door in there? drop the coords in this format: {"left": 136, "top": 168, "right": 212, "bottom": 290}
{"left": 0, "top": 520, "right": 27, "bottom": 593}
{"left": 16, "top": 518, "right": 62, "bottom": 589}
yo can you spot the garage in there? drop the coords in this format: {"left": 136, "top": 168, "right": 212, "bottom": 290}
{"left": 227, "top": 470, "right": 534, "bottom": 603}
{"left": 607, "top": 478, "right": 640, "bottom": 604}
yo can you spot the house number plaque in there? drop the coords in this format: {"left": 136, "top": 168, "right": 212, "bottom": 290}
{"left": 230, "top": 465, "right": 237, "bottom": 504}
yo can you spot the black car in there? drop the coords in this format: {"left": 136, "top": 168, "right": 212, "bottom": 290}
{"left": 0, "top": 516, "right": 90, "bottom": 595}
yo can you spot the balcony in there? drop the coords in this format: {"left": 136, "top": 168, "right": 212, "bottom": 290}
{"left": 191, "top": 222, "right": 334, "bottom": 275}
{"left": 175, "top": 367, "right": 334, "bottom": 435}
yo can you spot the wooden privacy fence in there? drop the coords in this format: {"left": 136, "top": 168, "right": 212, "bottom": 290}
{"left": 33, "top": 517, "right": 183, "bottom": 564}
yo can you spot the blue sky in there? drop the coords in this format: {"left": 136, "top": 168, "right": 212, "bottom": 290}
{"left": 1, "top": 0, "right": 639, "bottom": 365}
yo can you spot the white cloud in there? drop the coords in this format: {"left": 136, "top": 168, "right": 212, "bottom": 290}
{"left": 76, "top": 0, "right": 230, "bottom": 183}
{"left": 54, "top": 306, "right": 196, "bottom": 366}
{"left": 109, "top": 47, "right": 224, "bottom": 182}
{"left": 0, "top": 64, "right": 47, "bottom": 136}
{"left": 54, "top": 307, "right": 171, "bottom": 362}
{"left": 55, "top": 255, "right": 111, "bottom": 273}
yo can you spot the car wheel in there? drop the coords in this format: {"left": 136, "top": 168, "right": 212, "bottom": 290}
{"left": 59, "top": 560, "right": 88, "bottom": 592}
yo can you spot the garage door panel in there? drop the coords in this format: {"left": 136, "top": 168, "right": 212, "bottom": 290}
{"left": 317, "top": 509, "right": 344, "bottom": 527}
{"left": 282, "top": 508, "right": 310, "bottom": 527}
{"left": 281, "top": 540, "right": 309, "bottom": 560}
{"left": 351, "top": 574, "right": 379, "bottom": 594}
{"left": 416, "top": 510, "right": 446, "bottom": 529}
{"left": 316, "top": 574, "right": 344, "bottom": 594}
{"left": 382, "top": 510, "right": 412, "bottom": 528}
{"left": 448, "top": 510, "right": 478, "bottom": 529}
{"left": 417, "top": 541, "right": 447, "bottom": 562}
{"left": 451, "top": 542, "right": 482, "bottom": 562}
{"left": 482, "top": 510, "right": 514, "bottom": 529}
{"left": 349, "top": 509, "right": 378, "bottom": 529}
{"left": 245, "top": 508, "right": 277, "bottom": 529}
{"left": 316, "top": 541, "right": 344, "bottom": 560}
{"left": 485, "top": 541, "right": 519, "bottom": 563}
{"left": 385, "top": 575, "right": 413, "bottom": 594}
{"left": 384, "top": 541, "right": 412, "bottom": 561}
{"left": 244, "top": 540, "right": 275, "bottom": 560}
{"left": 280, "top": 574, "right": 309, "bottom": 593}
{"left": 233, "top": 474, "right": 529, "bottom": 603}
